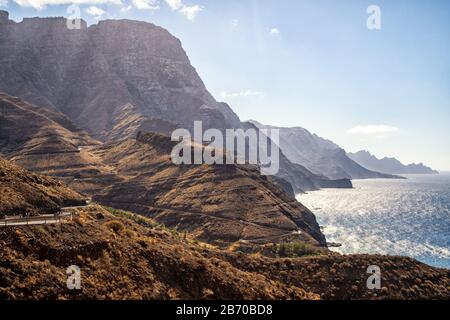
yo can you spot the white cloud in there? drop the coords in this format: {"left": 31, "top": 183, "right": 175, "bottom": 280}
{"left": 85, "top": 5, "right": 105, "bottom": 18}
{"left": 120, "top": 4, "right": 132, "bottom": 12}
{"left": 179, "top": 4, "right": 202, "bottom": 21}
{"left": 347, "top": 125, "right": 399, "bottom": 135}
{"left": 230, "top": 19, "right": 238, "bottom": 30}
{"left": 0, "top": 0, "right": 8, "bottom": 8}
{"left": 164, "top": 0, "right": 181, "bottom": 10}
{"left": 132, "top": 0, "right": 159, "bottom": 10}
{"left": 164, "top": 0, "right": 203, "bottom": 21}
{"left": 13, "top": 0, "right": 122, "bottom": 10}
{"left": 269, "top": 27, "right": 280, "bottom": 35}
{"left": 220, "top": 90, "right": 264, "bottom": 98}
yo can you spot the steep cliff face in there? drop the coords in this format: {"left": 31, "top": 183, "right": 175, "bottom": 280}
{"left": 242, "top": 122, "right": 353, "bottom": 192}
{"left": 0, "top": 14, "right": 241, "bottom": 141}
{"left": 250, "top": 121, "right": 403, "bottom": 180}
{"left": 92, "top": 133, "right": 327, "bottom": 248}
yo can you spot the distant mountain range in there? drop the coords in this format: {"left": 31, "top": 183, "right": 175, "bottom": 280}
{"left": 347, "top": 150, "right": 438, "bottom": 175}
{"left": 250, "top": 121, "right": 402, "bottom": 180}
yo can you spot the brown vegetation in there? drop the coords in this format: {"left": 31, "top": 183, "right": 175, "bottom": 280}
{"left": 0, "top": 157, "right": 85, "bottom": 217}
{"left": 92, "top": 133, "right": 326, "bottom": 248}
{"left": 0, "top": 206, "right": 316, "bottom": 300}
{"left": 0, "top": 205, "right": 448, "bottom": 300}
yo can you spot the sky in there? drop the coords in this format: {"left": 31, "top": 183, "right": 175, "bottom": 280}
{"left": 2, "top": 0, "right": 450, "bottom": 170}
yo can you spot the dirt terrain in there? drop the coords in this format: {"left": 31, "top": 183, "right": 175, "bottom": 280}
{"left": 0, "top": 205, "right": 448, "bottom": 300}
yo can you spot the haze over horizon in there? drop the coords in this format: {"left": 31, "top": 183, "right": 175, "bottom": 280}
{"left": 3, "top": 0, "right": 450, "bottom": 170}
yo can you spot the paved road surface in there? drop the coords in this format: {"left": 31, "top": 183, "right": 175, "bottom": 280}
{"left": 0, "top": 206, "right": 88, "bottom": 227}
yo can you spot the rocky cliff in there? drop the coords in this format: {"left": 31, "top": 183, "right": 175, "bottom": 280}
{"left": 250, "top": 121, "right": 403, "bottom": 180}
{"left": 0, "top": 13, "right": 353, "bottom": 194}
{"left": 0, "top": 12, "right": 240, "bottom": 141}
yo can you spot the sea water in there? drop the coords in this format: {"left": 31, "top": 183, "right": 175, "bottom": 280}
{"left": 297, "top": 173, "right": 450, "bottom": 269}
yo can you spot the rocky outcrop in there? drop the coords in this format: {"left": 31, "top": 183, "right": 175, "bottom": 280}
{"left": 0, "top": 11, "right": 11, "bottom": 25}
{"left": 348, "top": 150, "right": 438, "bottom": 175}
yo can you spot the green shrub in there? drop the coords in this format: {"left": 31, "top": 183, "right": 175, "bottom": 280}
{"left": 275, "top": 241, "right": 317, "bottom": 257}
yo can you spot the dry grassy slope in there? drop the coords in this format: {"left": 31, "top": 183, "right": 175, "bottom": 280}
{"left": 0, "top": 206, "right": 317, "bottom": 300}
{"left": 210, "top": 251, "right": 450, "bottom": 300}
{"left": 0, "top": 92, "right": 121, "bottom": 194}
{"left": 0, "top": 205, "right": 447, "bottom": 300}
{"left": 0, "top": 157, "right": 85, "bottom": 217}
{"left": 92, "top": 133, "right": 326, "bottom": 248}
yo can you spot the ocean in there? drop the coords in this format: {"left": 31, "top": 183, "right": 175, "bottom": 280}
{"left": 297, "top": 173, "right": 450, "bottom": 269}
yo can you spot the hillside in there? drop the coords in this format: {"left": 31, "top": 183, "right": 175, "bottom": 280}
{"left": 0, "top": 157, "right": 448, "bottom": 300}
{"left": 0, "top": 157, "right": 85, "bottom": 218}
{"left": 348, "top": 150, "right": 438, "bottom": 175}
{"left": 92, "top": 133, "right": 327, "bottom": 248}
{"left": 241, "top": 121, "right": 353, "bottom": 193}
{"left": 0, "top": 205, "right": 448, "bottom": 300}
{"left": 0, "top": 205, "right": 316, "bottom": 300}
{"left": 0, "top": 92, "right": 122, "bottom": 194}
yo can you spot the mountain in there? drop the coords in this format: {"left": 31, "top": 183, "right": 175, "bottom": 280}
{"left": 0, "top": 161, "right": 315, "bottom": 299}
{"left": 348, "top": 150, "right": 439, "bottom": 175}
{"left": 0, "top": 92, "right": 335, "bottom": 249}
{"left": 0, "top": 158, "right": 448, "bottom": 300}
{"left": 0, "top": 12, "right": 351, "bottom": 194}
{"left": 241, "top": 121, "right": 352, "bottom": 193}
{"left": 0, "top": 11, "right": 240, "bottom": 141}
{"left": 0, "top": 156, "right": 85, "bottom": 218}
{"left": 92, "top": 132, "right": 327, "bottom": 248}
{"left": 250, "top": 121, "right": 402, "bottom": 180}
{"left": 0, "top": 91, "right": 121, "bottom": 194}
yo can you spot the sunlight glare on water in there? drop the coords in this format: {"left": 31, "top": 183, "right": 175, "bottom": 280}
{"left": 297, "top": 174, "right": 450, "bottom": 269}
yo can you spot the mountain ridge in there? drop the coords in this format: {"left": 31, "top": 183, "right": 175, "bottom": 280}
{"left": 250, "top": 120, "right": 404, "bottom": 180}
{"left": 348, "top": 150, "right": 438, "bottom": 175}
{"left": 0, "top": 12, "right": 352, "bottom": 194}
